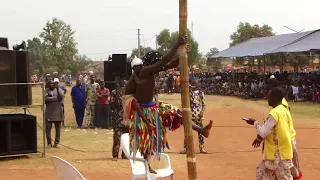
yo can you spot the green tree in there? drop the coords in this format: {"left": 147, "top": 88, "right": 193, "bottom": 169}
{"left": 281, "top": 53, "right": 310, "bottom": 72}
{"left": 130, "top": 46, "right": 154, "bottom": 58}
{"left": 206, "top": 48, "right": 222, "bottom": 71}
{"left": 27, "top": 37, "right": 50, "bottom": 76}
{"left": 205, "top": 48, "right": 219, "bottom": 58}
{"left": 70, "top": 55, "right": 92, "bottom": 75}
{"left": 27, "top": 18, "right": 86, "bottom": 76}
{"left": 39, "top": 18, "right": 78, "bottom": 73}
{"left": 230, "top": 22, "right": 275, "bottom": 47}
{"left": 156, "top": 29, "right": 200, "bottom": 66}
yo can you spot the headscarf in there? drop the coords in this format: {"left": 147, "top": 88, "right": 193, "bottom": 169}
{"left": 142, "top": 51, "right": 162, "bottom": 66}
{"left": 131, "top": 56, "right": 143, "bottom": 68}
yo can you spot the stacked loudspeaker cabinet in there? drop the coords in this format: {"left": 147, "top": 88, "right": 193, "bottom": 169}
{"left": 0, "top": 48, "right": 46, "bottom": 158}
{"left": 0, "top": 83, "right": 46, "bottom": 158}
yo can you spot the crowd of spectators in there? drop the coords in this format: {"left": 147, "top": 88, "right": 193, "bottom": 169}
{"left": 156, "top": 70, "right": 320, "bottom": 103}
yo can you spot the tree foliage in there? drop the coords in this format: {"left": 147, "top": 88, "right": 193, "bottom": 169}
{"left": 156, "top": 29, "right": 201, "bottom": 66}
{"left": 230, "top": 22, "right": 275, "bottom": 47}
{"left": 130, "top": 46, "right": 154, "bottom": 58}
{"left": 27, "top": 18, "right": 90, "bottom": 76}
{"left": 206, "top": 48, "right": 222, "bottom": 71}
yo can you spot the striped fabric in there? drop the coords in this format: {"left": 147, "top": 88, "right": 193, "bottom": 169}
{"left": 129, "top": 100, "right": 169, "bottom": 160}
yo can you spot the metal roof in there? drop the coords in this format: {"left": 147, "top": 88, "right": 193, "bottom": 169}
{"left": 211, "top": 30, "right": 318, "bottom": 58}
{"left": 268, "top": 30, "right": 320, "bottom": 53}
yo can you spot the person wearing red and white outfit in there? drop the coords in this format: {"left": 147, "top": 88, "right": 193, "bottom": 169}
{"left": 96, "top": 81, "right": 111, "bottom": 128}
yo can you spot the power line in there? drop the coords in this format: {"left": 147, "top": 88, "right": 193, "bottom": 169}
{"left": 144, "top": 35, "right": 156, "bottom": 41}
{"left": 82, "top": 49, "right": 132, "bottom": 55}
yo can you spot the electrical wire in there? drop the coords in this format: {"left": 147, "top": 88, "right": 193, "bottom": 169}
{"left": 82, "top": 49, "right": 133, "bottom": 55}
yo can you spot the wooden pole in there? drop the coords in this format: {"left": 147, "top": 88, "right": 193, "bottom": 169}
{"left": 179, "top": 0, "right": 197, "bottom": 179}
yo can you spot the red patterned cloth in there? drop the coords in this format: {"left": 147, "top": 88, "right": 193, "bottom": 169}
{"left": 157, "top": 101, "right": 183, "bottom": 131}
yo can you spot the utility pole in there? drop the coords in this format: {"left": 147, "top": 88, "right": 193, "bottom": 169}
{"left": 143, "top": 35, "right": 146, "bottom": 56}
{"left": 138, "top": 29, "right": 141, "bottom": 58}
{"left": 155, "top": 34, "right": 158, "bottom": 50}
{"left": 191, "top": 21, "right": 194, "bottom": 37}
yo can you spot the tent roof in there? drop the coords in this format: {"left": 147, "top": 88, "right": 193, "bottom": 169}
{"left": 268, "top": 30, "right": 320, "bottom": 53}
{"left": 211, "top": 30, "right": 317, "bottom": 58}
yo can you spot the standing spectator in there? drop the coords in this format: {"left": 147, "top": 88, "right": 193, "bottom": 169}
{"left": 85, "top": 75, "right": 100, "bottom": 128}
{"left": 111, "top": 81, "right": 128, "bottom": 161}
{"left": 45, "top": 80, "right": 65, "bottom": 148}
{"left": 174, "top": 74, "right": 180, "bottom": 93}
{"left": 167, "top": 73, "right": 174, "bottom": 95}
{"left": 96, "top": 81, "right": 111, "bottom": 128}
{"left": 71, "top": 79, "right": 86, "bottom": 128}
{"left": 180, "top": 78, "right": 208, "bottom": 154}
{"left": 292, "top": 83, "right": 299, "bottom": 102}
{"left": 83, "top": 74, "right": 88, "bottom": 85}
{"left": 54, "top": 78, "right": 66, "bottom": 126}
{"left": 45, "top": 74, "right": 52, "bottom": 88}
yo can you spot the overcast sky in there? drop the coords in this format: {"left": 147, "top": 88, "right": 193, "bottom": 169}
{"left": 1, "top": 0, "right": 319, "bottom": 60}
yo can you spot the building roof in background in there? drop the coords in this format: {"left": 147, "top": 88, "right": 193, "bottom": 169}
{"left": 268, "top": 30, "right": 320, "bottom": 53}
{"left": 82, "top": 61, "right": 104, "bottom": 74}
{"left": 211, "top": 30, "right": 319, "bottom": 58}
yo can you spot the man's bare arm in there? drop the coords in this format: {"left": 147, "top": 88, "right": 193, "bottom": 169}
{"left": 164, "top": 56, "right": 179, "bottom": 70}
{"left": 164, "top": 44, "right": 190, "bottom": 70}
{"left": 142, "top": 36, "right": 188, "bottom": 75}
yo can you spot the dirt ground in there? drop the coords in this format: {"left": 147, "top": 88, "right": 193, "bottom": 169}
{"left": 0, "top": 95, "right": 319, "bottom": 179}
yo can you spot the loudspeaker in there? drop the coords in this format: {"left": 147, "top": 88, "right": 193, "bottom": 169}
{"left": 0, "top": 50, "right": 17, "bottom": 106}
{"left": 104, "top": 61, "right": 115, "bottom": 81}
{"left": 16, "top": 51, "right": 32, "bottom": 105}
{"left": 127, "top": 61, "right": 132, "bottom": 77}
{"left": 0, "top": 114, "right": 37, "bottom": 156}
{"left": 0, "top": 50, "right": 31, "bottom": 106}
{"left": 111, "top": 54, "right": 127, "bottom": 76}
{"left": 12, "top": 41, "right": 26, "bottom": 51}
{"left": 104, "top": 61, "right": 116, "bottom": 91}
{"left": 0, "top": 38, "right": 9, "bottom": 48}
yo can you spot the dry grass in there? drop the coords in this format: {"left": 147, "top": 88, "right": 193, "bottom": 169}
{"left": 0, "top": 86, "right": 319, "bottom": 172}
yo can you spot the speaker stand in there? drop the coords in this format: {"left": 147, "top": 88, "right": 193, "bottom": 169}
{"left": 0, "top": 82, "right": 46, "bottom": 158}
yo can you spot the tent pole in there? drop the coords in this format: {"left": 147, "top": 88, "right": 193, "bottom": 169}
{"left": 179, "top": 0, "right": 197, "bottom": 179}
{"left": 263, "top": 54, "right": 266, "bottom": 74}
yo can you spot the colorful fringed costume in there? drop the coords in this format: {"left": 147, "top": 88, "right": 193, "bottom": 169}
{"left": 128, "top": 99, "right": 184, "bottom": 159}
{"left": 157, "top": 101, "right": 183, "bottom": 131}
{"left": 129, "top": 99, "right": 169, "bottom": 159}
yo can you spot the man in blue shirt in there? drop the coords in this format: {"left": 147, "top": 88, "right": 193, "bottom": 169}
{"left": 71, "top": 79, "right": 86, "bottom": 128}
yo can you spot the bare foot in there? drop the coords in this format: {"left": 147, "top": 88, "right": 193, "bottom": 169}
{"left": 149, "top": 165, "right": 157, "bottom": 174}
{"left": 112, "top": 157, "right": 118, "bottom": 161}
{"left": 202, "top": 120, "right": 213, "bottom": 138}
{"left": 200, "top": 148, "right": 208, "bottom": 154}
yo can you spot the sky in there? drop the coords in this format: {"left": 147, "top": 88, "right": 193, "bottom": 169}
{"left": 1, "top": 0, "right": 319, "bottom": 61}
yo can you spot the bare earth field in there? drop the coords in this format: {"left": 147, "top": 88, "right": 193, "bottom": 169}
{"left": 0, "top": 87, "right": 319, "bottom": 179}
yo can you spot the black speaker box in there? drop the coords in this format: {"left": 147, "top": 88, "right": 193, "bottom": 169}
{"left": 104, "top": 61, "right": 115, "bottom": 81}
{"left": 0, "top": 50, "right": 17, "bottom": 106}
{"left": 16, "top": 51, "right": 32, "bottom": 105}
{"left": 0, "top": 114, "right": 37, "bottom": 156}
{"left": 0, "top": 38, "right": 9, "bottom": 48}
{"left": 111, "top": 54, "right": 127, "bottom": 76}
{"left": 104, "top": 61, "right": 116, "bottom": 91}
{"left": 0, "top": 50, "right": 32, "bottom": 106}
{"left": 127, "top": 61, "right": 132, "bottom": 77}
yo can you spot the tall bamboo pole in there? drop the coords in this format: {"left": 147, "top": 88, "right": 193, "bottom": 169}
{"left": 179, "top": 0, "right": 197, "bottom": 179}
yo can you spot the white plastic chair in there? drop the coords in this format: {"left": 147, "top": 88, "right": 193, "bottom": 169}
{"left": 51, "top": 156, "right": 87, "bottom": 180}
{"left": 121, "top": 133, "right": 174, "bottom": 180}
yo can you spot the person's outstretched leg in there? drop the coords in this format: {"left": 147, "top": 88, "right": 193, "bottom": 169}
{"left": 191, "top": 120, "right": 213, "bottom": 138}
